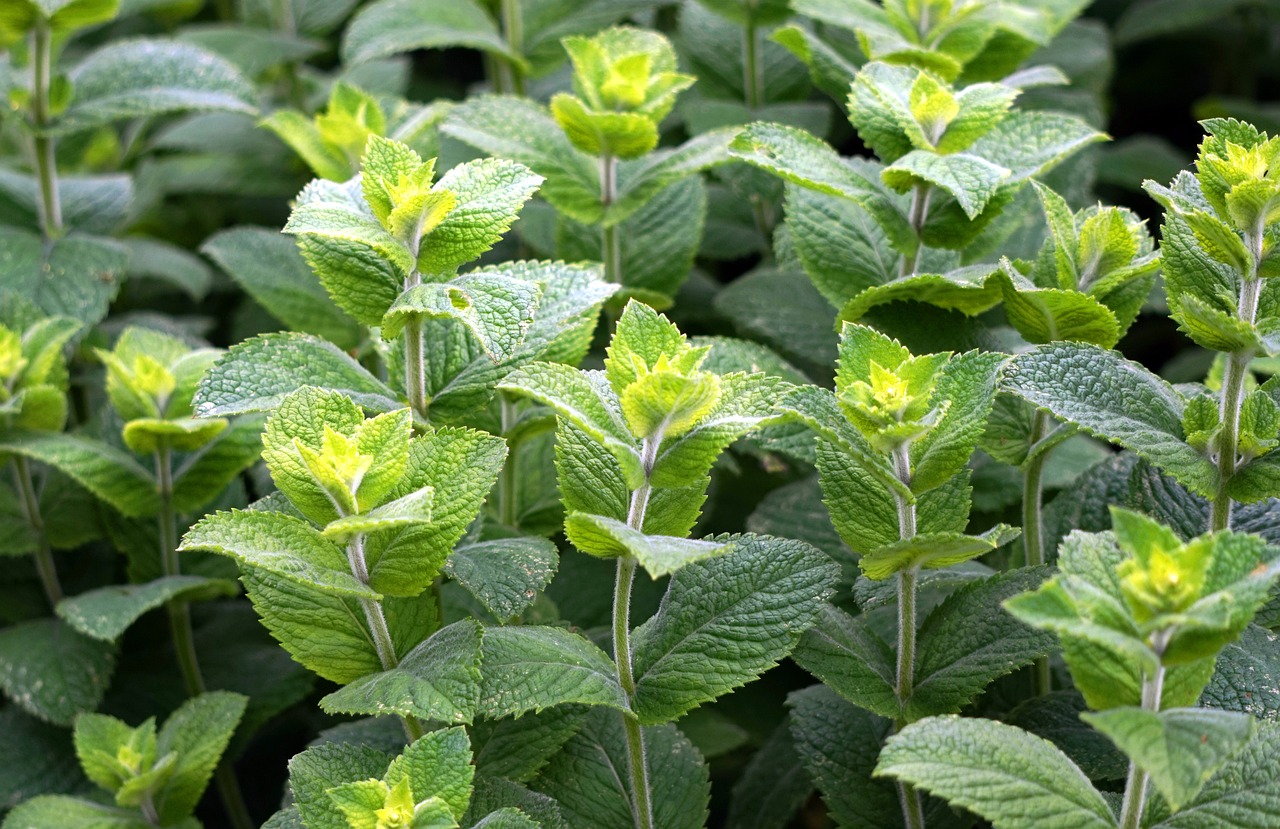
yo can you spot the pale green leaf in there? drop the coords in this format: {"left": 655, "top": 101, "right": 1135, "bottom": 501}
{"left": 0, "top": 431, "right": 159, "bottom": 517}
{"left": 418, "top": 159, "right": 543, "bottom": 276}
{"left": 342, "top": 0, "right": 519, "bottom": 65}
{"left": 57, "top": 575, "right": 238, "bottom": 642}
{"left": 382, "top": 274, "right": 542, "bottom": 360}
{"left": 563, "top": 513, "right": 728, "bottom": 578}
{"left": 0, "top": 619, "right": 116, "bottom": 727}
{"left": 153, "top": 691, "right": 248, "bottom": 824}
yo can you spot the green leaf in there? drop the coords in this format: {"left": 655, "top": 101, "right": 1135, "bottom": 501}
{"left": 998, "top": 262, "right": 1122, "bottom": 347}
{"left": 725, "top": 716, "right": 813, "bottom": 829}
{"left": 908, "top": 568, "right": 1055, "bottom": 720}
{"left": 563, "top": 513, "right": 728, "bottom": 578}
{"left": 386, "top": 726, "right": 475, "bottom": 820}
{"left": 0, "top": 619, "right": 115, "bottom": 727}
{"left": 319, "top": 620, "right": 482, "bottom": 724}
{"left": 1084, "top": 707, "right": 1254, "bottom": 812}
{"left": 153, "top": 692, "right": 248, "bottom": 824}
{"left": 0, "top": 229, "right": 126, "bottom": 327}
{"left": 1150, "top": 722, "right": 1280, "bottom": 828}
{"left": 606, "top": 129, "right": 737, "bottom": 226}
{"left": 202, "top": 227, "right": 361, "bottom": 351}
{"left": 883, "top": 151, "right": 1011, "bottom": 219}
{"left": 464, "top": 777, "right": 565, "bottom": 829}
{"left": 1005, "top": 342, "right": 1217, "bottom": 497}
{"left": 290, "top": 743, "right": 393, "bottom": 829}
{"left": 0, "top": 796, "right": 153, "bottom": 829}
{"left": 443, "top": 537, "right": 559, "bottom": 620}
{"left": 788, "top": 684, "right": 900, "bottom": 829}
{"left": 1202, "top": 625, "right": 1280, "bottom": 720}
{"left": 0, "top": 0, "right": 119, "bottom": 46}
{"left": 780, "top": 384, "right": 909, "bottom": 500}
{"left": 862, "top": 526, "right": 1018, "bottom": 580}
{"left": 837, "top": 265, "right": 1005, "bottom": 324}
{"left": 729, "top": 122, "right": 915, "bottom": 254}
{"left": 471, "top": 706, "right": 585, "bottom": 783}
{"left": 57, "top": 575, "right": 238, "bottom": 642}
{"left": 631, "top": 534, "right": 839, "bottom": 724}
{"left": 968, "top": 110, "right": 1106, "bottom": 183}
{"left": 193, "top": 333, "right": 402, "bottom": 418}
{"left": 417, "top": 159, "right": 543, "bottom": 276}
{"left": 180, "top": 510, "right": 380, "bottom": 599}
{"left": 382, "top": 273, "right": 542, "bottom": 360}
{"left": 470, "top": 809, "right": 540, "bottom": 829}
{"left": 791, "top": 605, "right": 901, "bottom": 720}
{"left": 477, "top": 626, "right": 629, "bottom": 718}
{"left": 320, "top": 486, "right": 435, "bottom": 542}
{"left": 912, "top": 348, "right": 1006, "bottom": 492}
{"left": 875, "top": 715, "right": 1117, "bottom": 829}
{"left": 0, "top": 431, "right": 159, "bottom": 517}
{"left": 342, "top": 0, "right": 520, "bottom": 66}
{"left": 532, "top": 709, "right": 709, "bottom": 829}
{"left": 0, "top": 707, "right": 81, "bottom": 811}
{"left": 171, "top": 415, "right": 266, "bottom": 514}
{"left": 59, "top": 40, "right": 256, "bottom": 133}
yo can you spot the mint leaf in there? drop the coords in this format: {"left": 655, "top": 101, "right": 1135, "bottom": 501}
{"left": 153, "top": 691, "right": 248, "bottom": 824}
{"left": 471, "top": 707, "right": 585, "bottom": 783}
{"left": 876, "top": 715, "right": 1116, "bottom": 829}
{"left": 563, "top": 513, "right": 728, "bottom": 578}
{"left": 0, "top": 431, "right": 158, "bottom": 517}
{"left": 444, "top": 538, "right": 558, "bottom": 621}
{"left": 0, "top": 796, "right": 154, "bottom": 828}
{"left": 289, "top": 743, "right": 393, "bottom": 829}
{"left": 418, "top": 158, "right": 542, "bottom": 276}
{"left": 319, "top": 620, "right": 483, "bottom": 724}
{"left": 382, "top": 273, "right": 542, "bottom": 360}
{"left": 0, "top": 619, "right": 116, "bottom": 726}
{"left": 631, "top": 534, "right": 839, "bottom": 724}
{"left": 791, "top": 605, "right": 900, "bottom": 720}
{"left": 56, "top": 575, "right": 238, "bottom": 642}
{"left": 342, "top": 0, "right": 519, "bottom": 65}
{"left": 1151, "top": 722, "right": 1280, "bottom": 828}
{"left": 478, "top": 626, "right": 629, "bottom": 717}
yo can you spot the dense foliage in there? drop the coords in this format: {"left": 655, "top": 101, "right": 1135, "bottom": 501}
{"left": 2, "top": 1, "right": 1279, "bottom": 828}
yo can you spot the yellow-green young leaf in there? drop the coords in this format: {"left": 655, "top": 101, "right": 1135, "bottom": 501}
{"left": 261, "top": 110, "right": 355, "bottom": 183}
{"left": 531, "top": 709, "right": 709, "bottom": 829}
{"left": 289, "top": 743, "right": 395, "bottom": 829}
{"left": 351, "top": 408, "right": 413, "bottom": 511}
{"left": 57, "top": 575, "right": 239, "bottom": 643}
{"left": 381, "top": 274, "right": 543, "bottom": 361}
{"left": 360, "top": 136, "right": 433, "bottom": 225}
{"left": 18, "top": 315, "right": 81, "bottom": 390}
{"left": 58, "top": 40, "right": 256, "bottom": 134}
{"left": 477, "top": 626, "right": 630, "bottom": 718}
{"left": 386, "top": 726, "right": 475, "bottom": 820}
{"left": 604, "top": 301, "right": 699, "bottom": 391}
{"left": 179, "top": 510, "right": 379, "bottom": 600}
{"left": 564, "top": 512, "right": 728, "bottom": 578}
{"left": 151, "top": 692, "right": 248, "bottom": 824}
{"left": 321, "top": 485, "right": 433, "bottom": 542}
{"left": 875, "top": 716, "right": 1116, "bottom": 829}
{"left": 550, "top": 93, "right": 659, "bottom": 159}
{"left": 847, "top": 62, "right": 926, "bottom": 163}
{"left": 122, "top": 416, "right": 228, "bottom": 455}
{"left": 631, "top": 533, "right": 838, "bottom": 724}
{"left": 320, "top": 620, "right": 482, "bottom": 725}
{"left": 0, "top": 619, "right": 116, "bottom": 726}
{"left": 1083, "top": 707, "right": 1254, "bottom": 811}
{"left": 326, "top": 778, "right": 394, "bottom": 828}
{"left": 74, "top": 712, "right": 158, "bottom": 797}
{"left": 619, "top": 369, "right": 720, "bottom": 440}
{"left": 260, "top": 387, "right": 365, "bottom": 526}
{"left": 936, "top": 83, "right": 1019, "bottom": 154}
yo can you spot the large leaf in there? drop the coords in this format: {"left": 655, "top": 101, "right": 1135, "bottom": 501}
{"left": 791, "top": 605, "right": 899, "bottom": 720}
{"left": 0, "top": 619, "right": 116, "bottom": 726}
{"left": 875, "top": 715, "right": 1117, "bottom": 829}
{"left": 1151, "top": 722, "right": 1280, "bottom": 828}
{"left": 478, "top": 626, "right": 629, "bottom": 718}
{"left": 60, "top": 39, "right": 256, "bottom": 132}
{"left": 382, "top": 273, "right": 542, "bottom": 361}
{"left": 1005, "top": 342, "right": 1216, "bottom": 496}
{"left": 319, "top": 620, "right": 483, "bottom": 724}
{"left": 631, "top": 534, "right": 839, "bottom": 724}
{"left": 563, "top": 513, "right": 729, "bottom": 578}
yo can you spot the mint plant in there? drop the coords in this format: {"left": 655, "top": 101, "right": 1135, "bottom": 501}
{"left": 877, "top": 509, "right": 1280, "bottom": 829}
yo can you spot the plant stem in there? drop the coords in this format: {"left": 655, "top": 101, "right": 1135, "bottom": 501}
{"left": 599, "top": 154, "right": 621, "bottom": 284}
{"left": 494, "top": 0, "right": 525, "bottom": 95}
{"left": 899, "top": 184, "right": 931, "bottom": 278}
{"left": 1118, "top": 664, "right": 1166, "bottom": 829}
{"left": 890, "top": 444, "right": 925, "bottom": 829}
{"left": 614, "top": 438, "right": 657, "bottom": 829}
{"left": 1023, "top": 409, "right": 1053, "bottom": 695}
{"left": 743, "top": 17, "right": 764, "bottom": 109}
{"left": 1210, "top": 231, "right": 1263, "bottom": 531}
{"left": 14, "top": 457, "right": 62, "bottom": 609}
{"left": 157, "top": 443, "right": 255, "bottom": 829}
{"left": 499, "top": 397, "right": 520, "bottom": 528}
{"left": 30, "top": 22, "right": 62, "bottom": 240}
{"left": 346, "top": 533, "right": 425, "bottom": 741}
{"left": 402, "top": 268, "right": 429, "bottom": 421}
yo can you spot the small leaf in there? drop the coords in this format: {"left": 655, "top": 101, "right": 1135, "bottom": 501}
{"left": 444, "top": 537, "right": 559, "bottom": 620}
{"left": 153, "top": 692, "right": 249, "bottom": 824}
{"left": 563, "top": 513, "right": 729, "bottom": 578}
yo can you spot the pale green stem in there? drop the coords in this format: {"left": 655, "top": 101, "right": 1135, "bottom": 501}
{"left": 403, "top": 268, "right": 429, "bottom": 421}
{"left": 1023, "top": 409, "right": 1052, "bottom": 695}
{"left": 495, "top": 0, "right": 525, "bottom": 96}
{"left": 614, "top": 437, "right": 657, "bottom": 829}
{"left": 1210, "top": 231, "right": 1263, "bottom": 532}
{"left": 30, "top": 23, "right": 62, "bottom": 240}
{"left": 499, "top": 397, "right": 520, "bottom": 528}
{"left": 600, "top": 154, "right": 621, "bottom": 284}
{"left": 890, "top": 444, "right": 925, "bottom": 829}
{"left": 346, "top": 532, "right": 425, "bottom": 741}
{"left": 157, "top": 442, "right": 255, "bottom": 829}
{"left": 1119, "top": 662, "right": 1166, "bottom": 829}
{"left": 14, "top": 456, "right": 62, "bottom": 609}
{"left": 743, "top": 18, "right": 764, "bottom": 109}
{"left": 899, "top": 184, "right": 931, "bottom": 278}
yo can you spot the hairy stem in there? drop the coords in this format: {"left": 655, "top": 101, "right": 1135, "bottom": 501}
{"left": 158, "top": 443, "right": 255, "bottom": 829}
{"left": 346, "top": 533, "right": 425, "bottom": 741}
{"left": 599, "top": 154, "right": 621, "bottom": 284}
{"left": 14, "top": 456, "right": 62, "bottom": 609}
{"left": 403, "top": 267, "right": 429, "bottom": 421}
{"left": 493, "top": 0, "right": 525, "bottom": 95}
{"left": 1023, "top": 409, "right": 1053, "bottom": 695}
{"left": 890, "top": 444, "right": 925, "bottom": 829}
{"left": 1119, "top": 664, "right": 1166, "bottom": 829}
{"left": 614, "top": 438, "right": 657, "bottom": 829}
{"left": 499, "top": 397, "right": 520, "bottom": 528}
{"left": 30, "top": 22, "right": 62, "bottom": 240}
{"left": 1211, "top": 232, "right": 1263, "bottom": 531}
{"left": 743, "top": 18, "right": 764, "bottom": 109}
{"left": 898, "top": 184, "right": 931, "bottom": 278}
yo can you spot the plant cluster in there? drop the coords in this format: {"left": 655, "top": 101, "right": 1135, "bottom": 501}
{"left": 1, "top": 2, "right": 1279, "bottom": 829}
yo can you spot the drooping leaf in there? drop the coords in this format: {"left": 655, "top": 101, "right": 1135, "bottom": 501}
{"left": 57, "top": 576, "right": 239, "bottom": 642}
{"left": 0, "top": 431, "right": 159, "bottom": 517}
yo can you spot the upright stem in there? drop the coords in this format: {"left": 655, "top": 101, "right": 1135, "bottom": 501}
{"left": 494, "top": 0, "right": 525, "bottom": 96}
{"left": 1210, "top": 232, "right": 1263, "bottom": 531}
{"left": 599, "top": 154, "right": 622, "bottom": 284}
{"left": 346, "top": 533, "right": 425, "bottom": 741}
{"left": 402, "top": 268, "right": 429, "bottom": 421}
{"left": 1023, "top": 410, "right": 1053, "bottom": 695}
{"left": 30, "top": 23, "right": 62, "bottom": 240}
{"left": 157, "top": 443, "right": 255, "bottom": 829}
{"left": 1119, "top": 664, "right": 1166, "bottom": 829}
{"left": 899, "top": 185, "right": 931, "bottom": 278}
{"left": 499, "top": 398, "right": 520, "bottom": 528}
{"left": 890, "top": 444, "right": 925, "bottom": 829}
{"left": 743, "top": 18, "right": 764, "bottom": 109}
{"left": 614, "top": 438, "right": 657, "bottom": 829}
{"left": 14, "top": 456, "right": 62, "bottom": 608}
